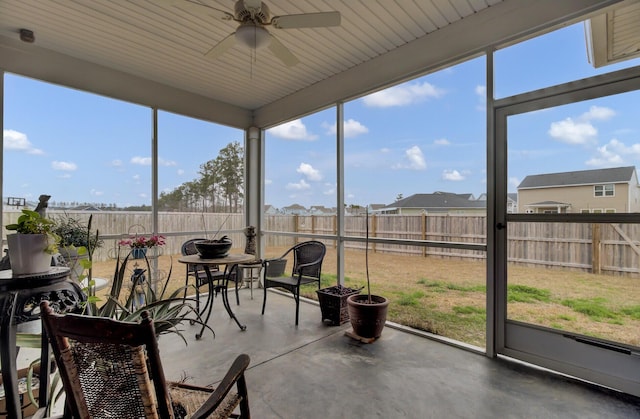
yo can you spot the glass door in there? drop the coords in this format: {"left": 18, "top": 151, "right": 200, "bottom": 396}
{"left": 495, "top": 69, "right": 640, "bottom": 396}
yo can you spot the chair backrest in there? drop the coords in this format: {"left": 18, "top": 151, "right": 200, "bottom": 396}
{"left": 40, "top": 301, "right": 175, "bottom": 418}
{"left": 181, "top": 238, "right": 214, "bottom": 277}
{"left": 291, "top": 240, "right": 326, "bottom": 279}
{"left": 181, "top": 238, "right": 206, "bottom": 257}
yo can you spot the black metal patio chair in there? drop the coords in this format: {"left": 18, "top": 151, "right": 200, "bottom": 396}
{"left": 261, "top": 240, "right": 326, "bottom": 325}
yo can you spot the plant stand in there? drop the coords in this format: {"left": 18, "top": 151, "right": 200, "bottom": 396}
{"left": 316, "top": 285, "right": 361, "bottom": 326}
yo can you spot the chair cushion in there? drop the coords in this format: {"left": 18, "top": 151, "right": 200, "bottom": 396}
{"left": 168, "top": 382, "right": 241, "bottom": 419}
{"left": 265, "top": 275, "right": 318, "bottom": 287}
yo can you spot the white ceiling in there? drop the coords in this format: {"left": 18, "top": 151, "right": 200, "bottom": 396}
{"left": 0, "top": 0, "right": 630, "bottom": 129}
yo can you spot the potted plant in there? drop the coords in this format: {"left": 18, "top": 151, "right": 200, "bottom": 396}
{"left": 53, "top": 214, "right": 103, "bottom": 280}
{"left": 118, "top": 234, "right": 166, "bottom": 259}
{"left": 346, "top": 206, "right": 389, "bottom": 340}
{"left": 5, "top": 209, "right": 59, "bottom": 275}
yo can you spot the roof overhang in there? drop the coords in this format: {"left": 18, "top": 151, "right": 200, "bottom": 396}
{"left": 0, "top": 0, "right": 628, "bottom": 129}
{"left": 586, "top": 0, "right": 640, "bottom": 68}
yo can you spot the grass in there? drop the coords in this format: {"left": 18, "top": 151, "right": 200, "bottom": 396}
{"left": 89, "top": 246, "right": 640, "bottom": 348}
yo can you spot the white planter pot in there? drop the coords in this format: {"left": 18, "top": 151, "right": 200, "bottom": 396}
{"left": 7, "top": 233, "right": 52, "bottom": 276}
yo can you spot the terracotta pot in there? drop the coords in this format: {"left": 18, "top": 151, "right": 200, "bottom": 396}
{"left": 7, "top": 233, "right": 52, "bottom": 276}
{"left": 346, "top": 294, "right": 389, "bottom": 338}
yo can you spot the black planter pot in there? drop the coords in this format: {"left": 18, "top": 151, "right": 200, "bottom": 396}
{"left": 346, "top": 294, "right": 389, "bottom": 339}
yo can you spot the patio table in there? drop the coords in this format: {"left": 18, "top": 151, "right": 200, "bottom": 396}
{"left": 179, "top": 253, "right": 256, "bottom": 338}
{"left": 0, "top": 267, "right": 84, "bottom": 419}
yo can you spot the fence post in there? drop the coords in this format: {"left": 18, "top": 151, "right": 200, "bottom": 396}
{"left": 371, "top": 213, "right": 377, "bottom": 253}
{"left": 422, "top": 212, "right": 427, "bottom": 258}
{"left": 592, "top": 223, "right": 601, "bottom": 274}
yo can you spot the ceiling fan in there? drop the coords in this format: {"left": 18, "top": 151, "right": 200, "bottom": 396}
{"left": 173, "top": 0, "right": 341, "bottom": 67}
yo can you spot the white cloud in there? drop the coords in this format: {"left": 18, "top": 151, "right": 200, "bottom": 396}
{"left": 323, "top": 119, "right": 369, "bottom": 138}
{"left": 475, "top": 85, "right": 486, "bottom": 96}
{"left": 509, "top": 177, "right": 521, "bottom": 189}
{"left": 297, "top": 163, "right": 322, "bottom": 181}
{"left": 585, "top": 138, "right": 638, "bottom": 167}
{"left": 133, "top": 174, "right": 141, "bottom": 181}
{"left": 3, "top": 129, "right": 44, "bottom": 154}
{"left": 548, "top": 118, "right": 597, "bottom": 145}
{"left": 286, "top": 179, "right": 310, "bottom": 190}
{"left": 380, "top": 147, "right": 391, "bottom": 153}
{"left": 58, "top": 173, "right": 72, "bottom": 179}
{"left": 442, "top": 169, "right": 465, "bottom": 181}
{"left": 51, "top": 161, "right": 77, "bottom": 171}
{"left": 90, "top": 189, "right": 104, "bottom": 196}
{"left": 434, "top": 138, "right": 450, "bottom": 146}
{"left": 129, "top": 156, "right": 175, "bottom": 166}
{"left": 323, "top": 182, "right": 336, "bottom": 196}
{"left": 363, "top": 81, "right": 445, "bottom": 107}
{"left": 177, "top": 169, "right": 185, "bottom": 175}
{"left": 582, "top": 105, "right": 615, "bottom": 121}
{"left": 159, "top": 158, "right": 177, "bottom": 166}
{"left": 265, "top": 179, "right": 272, "bottom": 185}
{"left": 268, "top": 119, "right": 318, "bottom": 140}
{"left": 131, "top": 156, "right": 152, "bottom": 165}
{"left": 111, "top": 159, "right": 123, "bottom": 167}
{"left": 393, "top": 146, "right": 427, "bottom": 170}
{"left": 548, "top": 105, "right": 616, "bottom": 145}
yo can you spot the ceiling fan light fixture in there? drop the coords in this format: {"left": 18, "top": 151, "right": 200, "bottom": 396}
{"left": 235, "top": 23, "right": 270, "bottom": 49}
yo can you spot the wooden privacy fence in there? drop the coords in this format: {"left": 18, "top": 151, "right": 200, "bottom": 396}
{"left": 267, "top": 214, "right": 640, "bottom": 278}
{"left": 2, "top": 210, "right": 639, "bottom": 277}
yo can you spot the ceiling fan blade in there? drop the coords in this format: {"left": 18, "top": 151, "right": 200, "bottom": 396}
{"left": 268, "top": 35, "right": 299, "bottom": 67}
{"left": 204, "top": 33, "right": 237, "bottom": 59}
{"left": 271, "top": 11, "right": 341, "bottom": 29}
{"left": 171, "top": 0, "right": 234, "bottom": 20}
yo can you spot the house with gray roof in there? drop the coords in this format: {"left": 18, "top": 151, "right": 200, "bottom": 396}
{"left": 282, "top": 203, "right": 308, "bottom": 215}
{"left": 380, "top": 192, "right": 486, "bottom": 215}
{"left": 517, "top": 166, "right": 640, "bottom": 213}
{"left": 477, "top": 193, "right": 518, "bottom": 213}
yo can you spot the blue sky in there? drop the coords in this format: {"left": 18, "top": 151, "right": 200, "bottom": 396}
{"left": 3, "top": 22, "right": 640, "bottom": 209}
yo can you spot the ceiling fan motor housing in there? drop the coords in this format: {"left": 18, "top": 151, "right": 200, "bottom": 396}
{"left": 235, "top": 0, "right": 270, "bottom": 24}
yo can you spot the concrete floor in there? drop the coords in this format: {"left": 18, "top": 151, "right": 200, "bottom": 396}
{"left": 158, "top": 287, "right": 640, "bottom": 418}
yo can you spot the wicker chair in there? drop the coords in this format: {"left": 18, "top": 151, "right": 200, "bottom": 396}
{"left": 38, "top": 301, "right": 251, "bottom": 419}
{"left": 261, "top": 240, "right": 326, "bottom": 325}
{"left": 182, "top": 238, "right": 240, "bottom": 311}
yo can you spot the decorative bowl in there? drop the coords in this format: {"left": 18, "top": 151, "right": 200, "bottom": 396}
{"left": 195, "top": 239, "right": 232, "bottom": 258}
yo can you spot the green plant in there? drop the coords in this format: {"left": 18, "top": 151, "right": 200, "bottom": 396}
{"left": 53, "top": 214, "right": 103, "bottom": 249}
{"left": 5, "top": 209, "right": 59, "bottom": 253}
{"left": 90, "top": 247, "right": 211, "bottom": 343}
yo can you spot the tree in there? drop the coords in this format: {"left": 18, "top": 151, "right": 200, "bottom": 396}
{"left": 157, "top": 141, "right": 244, "bottom": 213}
{"left": 215, "top": 141, "right": 244, "bottom": 212}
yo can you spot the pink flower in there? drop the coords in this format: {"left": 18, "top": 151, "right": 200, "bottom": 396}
{"left": 118, "top": 234, "right": 165, "bottom": 248}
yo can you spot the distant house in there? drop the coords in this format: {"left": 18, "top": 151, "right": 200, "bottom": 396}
{"left": 380, "top": 192, "right": 486, "bottom": 215}
{"left": 517, "top": 166, "right": 640, "bottom": 213}
{"left": 264, "top": 204, "right": 279, "bottom": 215}
{"left": 309, "top": 205, "right": 334, "bottom": 215}
{"left": 469, "top": 193, "right": 518, "bottom": 213}
{"left": 282, "top": 204, "right": 308, "bottom": 215}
